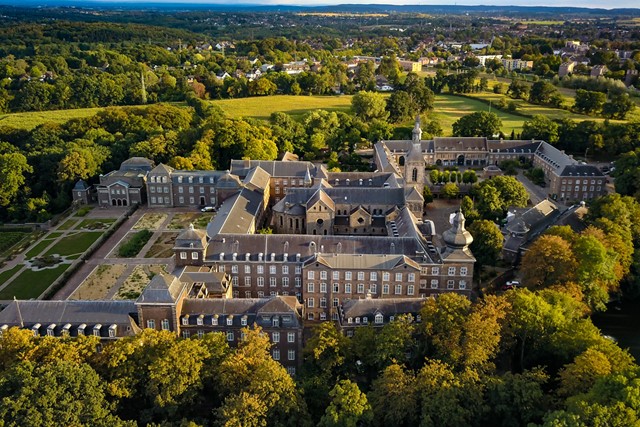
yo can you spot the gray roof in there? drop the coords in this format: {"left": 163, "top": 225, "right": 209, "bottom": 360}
{"left": 0, "top": 300, "right": 139, "bottom": 336}
{"left": 73, "top": 179, "right": 89, "bottom": 190}
{"left": 274, "top": 187, "right": 406, "bottom": 210}
{"left": 243, "top": 166, "right": 271, "bottom": 192}
{"left": 487, "top": 139, "right": 541, "bottom": 154}
{"left": 315, "top": 253, "right": 420, "bottom": 270}
{"left": 506, "top": 200, "right": 560, "bottom": 235}
{"left": 205, "top": 233, "right": 435, "bottom": 263}
{"left": 559, "top": 164, "right": 604, "bottom": 178}
{"left": 216, "top": 171, "right": 243, "bottom": 188}
{"left": 206, "top": 188, "right": 263, "bottom": 236}
{"left": 534, "top": 142, "right": 576, "bottom": 174}
{"left": 175, "top": 225, "right": 207, "bottom": 249}
{"left": 150, "top": 163, "right": 174, "bottom": 175}
{"left": 434, "top": 137, "right": 487, "bottom": 151}
{"left": 136, "top": 273, "right": 186, "bottom": 304}
{"left": 340, "top": 298, "right": 426, "bottom": 320}
{"left": 230, "top": 159, "right": 317, "bottom": 178}
{"left": 324, "top": 172, "right": 401, "bottom": 188}
{"left": 121, "top": 157, "right": 154, "bottom": 172}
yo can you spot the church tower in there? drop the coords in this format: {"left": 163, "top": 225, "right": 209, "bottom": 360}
{"left": 405, "top": 115, "right": 425, "bottom": 188}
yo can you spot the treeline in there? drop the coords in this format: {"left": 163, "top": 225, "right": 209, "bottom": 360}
{"left": 1, "top": 287, "right": 638, "bottom": 426}
{"left": 0, "top": 99, "right": 389, "bottom": 223}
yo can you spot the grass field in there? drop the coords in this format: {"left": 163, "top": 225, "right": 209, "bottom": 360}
{"left": 0, "top": 265, "right": 22, "bottom": 286}
{"left": 211, "top": 95, "right": 354, "bottom": 120}
{"left": 0, "top": 264, "right": 69, "bottom": 299}
{"left": 432, "top": 94, "right": 525, "bottom": 136}
{"left": 24, "top": 239, "right": 56, "bottom": 259}
{"left": 44, "top": 232, "right": 103, "bottom": 257}
{"left": 57, "top": 219, "right": 79, "bottom": 231}
{"left": 0, "top": 107, "right": 104, "bottom": 130}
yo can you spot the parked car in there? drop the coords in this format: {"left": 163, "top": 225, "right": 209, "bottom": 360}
{"left": 201, "top": 206, "right": 216, "bottom": 212}
{"left": 501, "top": 280, "right": 520, "bottom": 291}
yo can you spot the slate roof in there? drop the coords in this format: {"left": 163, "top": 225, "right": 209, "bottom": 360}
{"left": 324, "top": 172, "right": 400, "bottom": 188}
{"left": 506, "top": 200, "right": 560, "bottom": 236}
{"left": 559, "top": 164, "right": 604, "bottom": 178}
{"left": 0, "top": 300, "right": 140, "bottom": 337}
{"left": 205, "top": 233, "right": 435, "bottom": 263}
{"left": 486, "top": 139, "right": 541, "bottom": 154}
{"left": 136, "top": 273, "right": 186, "bottom": 304}
{"left": 150, "top": 163, "right": 174, "bottom": 175}
{"left": 340, "top": 298, "right": 426, "bottom": 320}
{"left": 230, "top": 159, "right": 318, "bottom": 178}
{"left": 434, "top": 137, "right": 487, "bottom": 151}
{"left": 206, "top": 188, "right": 263, "bottom": 236}
{"left": 175, "top": 224, "right": 207, "bottom": 249}
{"left": 276, "top": 187, "right": 407, "bottom": 209}
{"left": 121, "top": 157, "right": 154, "bottom": 172}
{"left": 243, "top": 166, "right": 271, "bottom": 193}
{"left": 73, "top": 179, "right": 89, "bottom": 190}
{"left": 314, "top": 253, "right": 420, "bottom": 270}
{"left": 534, "top": 142, "right": 576, "bottom": 174}
{"left": 180, "top": 266, "right": 229, "bottom": 295}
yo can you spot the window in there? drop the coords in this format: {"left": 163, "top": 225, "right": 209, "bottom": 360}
{"left": 333, "top": 298, "right": 339, "bottom": 307}
{"left": 308, "top": 313, "right": 315, "bottom": 320}
{"left": 258, "top": 291, "right": 264, "bottom": 297}
{"left": 272, "top": 332, "right": 280, "bottom": 342}
{"left": 320, "top": 312, "right": 327, "bottom": 320}
{"left": 408, "top": 273, "right": 415, "bottom": 282}
{"left": 191, "top": 252, "right": 199, "bottom": 260}
{"left": 282, "top": 277, "right": 289, "bottom": 287}
{"left": 295, "top": 277, "right": 301, "bottom": 287}
{"left": 288, "top": 332, "right": 295, "bottom": 343}
{"left": 182, "top": 316, "right": 189, "bottom": 326}
{"left": 308, "top": 271, "right": 315, "bottom": 280}
{"left": 320, "top": 271, "right": 327, "bottom": 280}
{"left": 408, "top": 285, "right": 415, "bottom": 296}
{"left": 357, "top": 271, "right": 365, "bottom": 280}
{"left": 307, "top": 298, "right": 315, "bottom": 308}
{"left": 333, "top": 271, "right": 339, "bottom": 280}
{"left": 320, "top": 282, "right": 327, "bottom": 293}
{"left": 197, "top": 330, "right": 204, "bottom": 338}
{"left": 345, "top": 283, "right": 352, "bottom": 293}
{"left": 307, "top": 283, "right": 315, "bottom": 293}
{"left": 226, "top": 317, "right": 233, "bottom": 326}
{"left": 288, "top": 350, "right": 296, "bottom": 361}
{"left": 357, "top": 283, "right": 365, "bottom": 294}
{"left": 345, "top": 271, "right": 352, "bottom": 280}
{"left": 283, "top": 265, "right": 289, "bottom": 274}
{"left": 270, "top": 265, "right": 276, "bottom": 274}
{"left": 431, "top": 267, "right": 439, "bottom": 275}
{"left": 272, "top": 349, "right": 280, "bottom": 360}
{"left": 448, "top": 267, "right": 456, "bottom": 276}
{"left": 375, "top": 313, "right": 384, "bottom": 324}
{"left": 320, "top": 297, "right": 327, "bottom": 308}
{"left": 430, "top": 280, "right": 439, "bottom": 289}
{"left": 270, "top": 277, "right": 276, "bottom": 287}
{"left": 370, "top": 284, "right": 377, "bottom": 294}
{"left": 447, "top": 280, "right": 455, "bottom": 290}
{"left": 212, "top": 316, "right": 219, "bottom": 326}
{"left": 182, "top": 330, "right": 190, "bottom": 338}
{"left": 197, "top": 316, "right": 203, "bottom": 326}
{"left": 257, "top": 277, "right": 264, "bottom": 287}
{"left": 383, "top": 272, "right": 390, "bottom": 281}
{"left": 245, "top": 276, "right": 251, "bottom": 287}
{"left": 241, "top": 316, "right": 247, "bottom": 326}
{"left": 295, "top": 266, "right": 302, "bottom": 275}
{"left": 245, "top": 291, "right": 252, "bottom": 298}
{"left": 383, "top": 284, "right": 390, "bottom": 294}
{"left": 227, "top": 331, "right": 234, "bottom": 341}
{"left": 147, "top": 319, "right": 156, "bottom": 329}
{"left": 161, "top": 319, "right": 170, "bottom": 331}
{"left": 231, "top": 265, "right": 238, "bottom": 273}
{"left": 459, "top": 280, "right": 467, "bottom": 290}
{"left": 370, "top": 272, "right": 377, "bottom": 281}
{"left": 460, "top": 267, "right": 468, "bottom": 276}
{"left": 257, "top": 265, "right": 264, "bottom": 274}
{"left": 395, "top": 284, "right": 402, "bottom": 295}
{"left": 287, "top": 366, "right": 296, "bottom": 375}
{"left": 245, "top": 265, "right": 251, "bottom": 274}
{"left": 395, "top": 273, "right": 402, "bottom": 281}
{"left": 333, "top": 283, "right": 340, "bottom": 292}
{"left": 180, "top": 252, "right": 187, "bottom": 260}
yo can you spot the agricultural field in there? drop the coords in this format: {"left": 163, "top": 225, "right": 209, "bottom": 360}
{"left": 210, "top": 95, "right": 354, "bottom": 120}
{"left": 0, "top": 107, "right": 104, "bottom": 130}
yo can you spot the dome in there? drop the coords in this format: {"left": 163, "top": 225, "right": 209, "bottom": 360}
{"left": 442, "top": 211, "right": 473, "bottom": 248}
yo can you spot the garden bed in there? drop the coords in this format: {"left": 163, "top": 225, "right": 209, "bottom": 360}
{"left": 71, "top": 264, "right": 127, "bottom": 300}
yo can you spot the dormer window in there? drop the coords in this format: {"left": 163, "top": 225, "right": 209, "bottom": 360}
{"left": 273, "top": 317, "right": 280, "bottom": 327}
{"left": 32, "top": 323, "right": 41, "bottom": 337}
{"left": 226, "top": 315, "right": 233, "bottom": 326}
{"left": 182, "top": 315, "right": 189, "bottom": 326}
{"left": 77, "top": 324, "right": 86, "bottom": 336}
{"left": 363, "top": 317, "right": 368, "bottom": 324}
{"left": 47, "top": 324, "right": 56, "bottom": 337}
{"left": 241, "top": 315, "right": 248, "bottom": 326}
{"left": 348, "top": 317, "right": 353, "bottom": 324}
{"left": 212, "top": 315, "right": 219, "bottom": 326}
{"left": 108, "top": 324, "right": 117, "bottom": 338}
{"left": 355, "top": 317, "right": 360, "bottom": 324}
{"left": 197, "top": 315, "right": 204, "bottom": 326}
{"left": 375, "top": 313, "right": 384, "bottom": 324}
{"left": 93, "top": 324, "right": 102, "bottom": 337}
{"left": 62, "top": 323, "right": 71, "bottom": 336}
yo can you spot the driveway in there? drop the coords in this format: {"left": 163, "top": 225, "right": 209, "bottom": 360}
{"left": 515, "top": 171, "right": 547, "bottom": 206}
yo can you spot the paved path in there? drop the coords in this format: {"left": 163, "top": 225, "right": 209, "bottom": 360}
{"left": 515, "top": 171, "right": 547, "bottom": 205}
{"left": 51, "top": 208, "right": 148, "bottom": 300}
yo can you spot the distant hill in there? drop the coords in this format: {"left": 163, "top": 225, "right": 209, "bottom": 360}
{"left": 1, "top": 1, "right": 639, "bottom": 15}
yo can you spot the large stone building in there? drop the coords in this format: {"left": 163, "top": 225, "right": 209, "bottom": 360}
{"left": 95, "top": 157, "right": 154, "bottom": 207}
{"left": 375, "top": 117, "right": 607, "bottom": 204}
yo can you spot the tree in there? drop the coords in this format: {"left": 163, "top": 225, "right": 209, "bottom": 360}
{"left": 471, "top": 176, "right": 528, "bottom": 220}
{"left": 521, "top": 235, "right": 577, "bottom": 288}
{"left": 573, "top": 89, "right": 607, "bottom": 115}
{"left": 602, "top": 93, "right": 636, "bottom": 120}
{"left": 508, "top": 80, "right": 529, "bottom": 99}
{"left": 528, "top": 81, "right": 563, "bottom": 107}
{"left": 468, "top": 220, "right": 503, "bottom": 268}
{"left": 423, "top": 185, "right": 434, "bottom": 205}
{"left": 351, "top": 91, "right": 389, "bottom": 121}
{"left": 521, "top": 115, "right": 559, "bottom": 145}
{"left": 0, "top": 152, "right": 32, "bottom": 206}
{"left": 460, "top": 195, "right": 480, "bottom": 224}
{"left": 386, "top": 90, "right": 417, "bottom": 123}
{"left": 354, "top": 61, "right": 376, "bottom": 91}
{"left": 0, "top": 361, "right": 130, "bottom": 427}
{"left": 318, "top": 380, "right": 372, "bottom": 427}
{"left": 558, "top": 348, "right": 612, "bottom": 397}
{"left": 441, "top": 182, "right": 459, "bottom": 199}
{"left": 452, "top": 112, "right": 502, "bottom": 138}
{"left": 368, "top": 364, "right": 418, "bottom": 427}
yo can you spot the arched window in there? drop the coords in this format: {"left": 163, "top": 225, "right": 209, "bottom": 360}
{"left": 398, "top": 156, "right": 405, "bottom": 166}
{"left": 375, "top": 313, "right": 384, "bottom": 324}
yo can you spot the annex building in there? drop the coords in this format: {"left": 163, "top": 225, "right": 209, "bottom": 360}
{"left": 375, "top": 117, "right": 607, "bottom": 204}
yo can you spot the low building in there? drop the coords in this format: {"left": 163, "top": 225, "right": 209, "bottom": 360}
{"left": 398, "top": 60, "right": 421, "bottom": 72}
{"left": 337, "top": 297, "right": 425, "bottom": 337}
{"left": 501, "top": 58, "right": 533, "bottom": 71}
{"left": 72, "top": 179, "right": 94, "bottom": 205}
{"left": 591, "top": 65, "right": 608, "bottom": 78}
{"left": 558, "top": 61, "right": 577, "bottom": 78}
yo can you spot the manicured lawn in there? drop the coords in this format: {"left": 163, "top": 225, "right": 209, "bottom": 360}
{"left": 0, "top": 232, "right": 29, "bottom": 254}
{"left": 44, "top": 232, "right": 103, "bottom": 257}
{"left": 432, "top": 94, "right": 525, "bottom": 136}
{"left": 211, "top": 95, "right": 354, "bottom": 120}
{"left": 57, "top": 219, "right": 79, "bottom": 231}
{"left": 77, "top": 218, "right": 115, "bottom": 230}
{"left": 25, "top": 239, "right": 56, "bottom": 259}
{"left": 0, "top": 265, "right": 23, "bottom": 286}
{"left": 0, "top": 264, "right": 69, "bottom": 299}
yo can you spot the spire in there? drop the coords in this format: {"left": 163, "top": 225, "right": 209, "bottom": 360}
{"left": 442, "top": 211, "right": 473, "bottom": 249}
{"left": 412, "top": 114, "right": 422, "bottom": 142}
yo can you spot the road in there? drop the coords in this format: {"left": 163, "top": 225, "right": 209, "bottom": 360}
{"left": 515, "top": 170, "right": 548, "bottom": 205}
